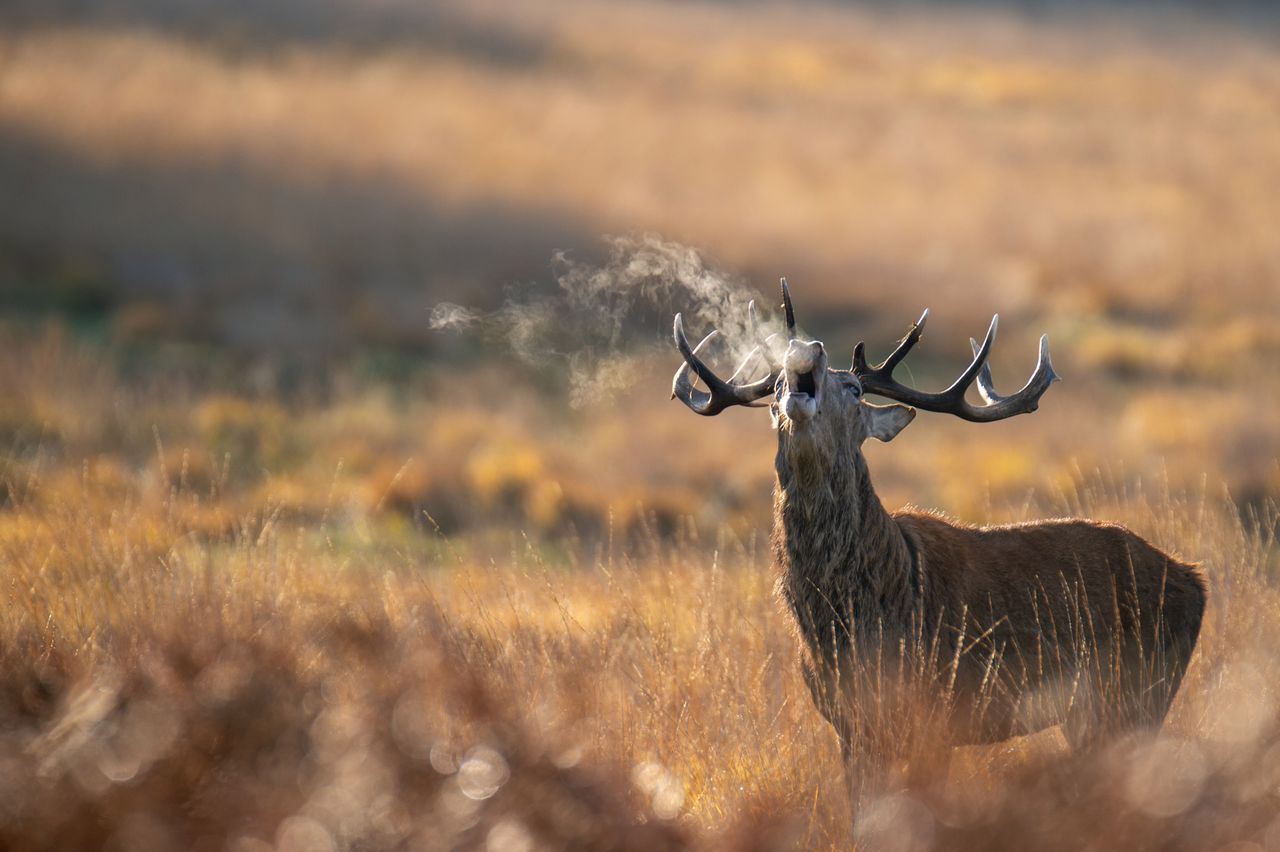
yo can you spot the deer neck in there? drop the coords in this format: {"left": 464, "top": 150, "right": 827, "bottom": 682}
{"left": 772, "top": 436, "right": 917, "bottom": 657}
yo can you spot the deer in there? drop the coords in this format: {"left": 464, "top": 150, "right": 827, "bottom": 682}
{"left": 669, "top": 280, "right": 1206, "bottom": 785}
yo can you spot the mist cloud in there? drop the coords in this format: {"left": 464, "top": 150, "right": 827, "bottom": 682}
{"left": 428, "top": 302, "right": 481, "bottom": 330}
{"left": 431, "top": 234, "right": 786, "bottom": 406}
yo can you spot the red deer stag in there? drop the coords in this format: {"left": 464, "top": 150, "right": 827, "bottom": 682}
{"left": 670, "top": 280, "right": 1205, "bottom": 774}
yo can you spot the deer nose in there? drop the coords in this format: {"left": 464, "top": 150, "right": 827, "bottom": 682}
{"left": 784, "top": 340, "right": 825, "bottom": 374}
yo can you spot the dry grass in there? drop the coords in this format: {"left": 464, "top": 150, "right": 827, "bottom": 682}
{"left": 1, "top": 330, "right": 1278, "bottom": 849}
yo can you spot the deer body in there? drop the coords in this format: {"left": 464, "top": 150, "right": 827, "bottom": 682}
{"left": 775, "top": 445, "right": 1205, "bottom": 751}
{"left": 672, "top": 281, "right": 1206, "bottom": 764}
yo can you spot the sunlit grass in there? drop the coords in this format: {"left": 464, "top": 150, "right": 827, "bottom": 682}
{"left": 0, "top": 331, "right": 1276, "bottom": 848}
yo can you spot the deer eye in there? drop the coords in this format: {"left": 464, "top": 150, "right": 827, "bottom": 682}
{"left": 843, "top": 379, "right": 863, "bottom": 397}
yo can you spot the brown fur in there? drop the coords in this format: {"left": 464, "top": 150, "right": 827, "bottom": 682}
{"left": 768, "top": 349, "right": 1207, "bottom": 761}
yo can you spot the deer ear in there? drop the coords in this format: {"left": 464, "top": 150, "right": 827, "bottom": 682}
{"left": 866, "top": 403, "right": 916, "bottom": 442}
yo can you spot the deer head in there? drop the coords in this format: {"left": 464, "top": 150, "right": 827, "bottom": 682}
{"left": 671, "top": 279, "right": 1060, "bottom": 456}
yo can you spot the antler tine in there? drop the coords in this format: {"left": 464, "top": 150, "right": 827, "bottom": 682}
{"left": 672, "top": 314, "right": 778, "bottom": 416}
{"left": 727, "top": 300, "right": 773, "bottom": 382}
{"left": 745, "top": 297, "right": 787, "bottom": 374}
{"left": 727, "top": 345, "right": 764, "bottom": 382}
{"left": 946, "top": 314, "right": 999, "bottom": 397}
{"left": 883, "top": 308, "right": 929, "bottom": 372}
{"left": 855, "top": 312, "right": 1059, "bottom": 423}
{"left": 855, "top": 308, "right": 928, "bottom": 374}
{"left": 780, "top": 278, "right": 797, "bottom": 338}
{"left": 971, "top": 332, "right": 1059, "bottom": 405}
{"left": 968, "top": 335, "right": 999, "bottom": 404}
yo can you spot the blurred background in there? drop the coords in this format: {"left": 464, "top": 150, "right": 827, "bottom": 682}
{"left": 2, "top": 3, "right": 1280, "bottom": 849}
{"left": 1, "top": 0, "right": 1278, "bottom": 541}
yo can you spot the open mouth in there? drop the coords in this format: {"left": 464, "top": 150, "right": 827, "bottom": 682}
{"left": 781, "top": 368, "right": 821, "bottom": 425}
{"left": 793, "top": 369, "right": 816, "bottom": 398}
{"left": 779, "top": 340, "right": 825, "bottom": 425}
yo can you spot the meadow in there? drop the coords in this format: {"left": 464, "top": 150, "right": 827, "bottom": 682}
{"left": 1, "top": 0, "right": 1279, "bottom": 849}
{"left": 1, "top": 322, "right": 1277, "bottom": 850}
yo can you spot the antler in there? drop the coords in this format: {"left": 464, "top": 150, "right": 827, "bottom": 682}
{"left": 780, "top": 276, "right": 797, "bottom": 338}
{"left": 852, "top": 311, "right": 1059, "bottom": 422}
{"left": 736, "top": 288, "right": 788, "bottom": 377}
{"left": 671, "top": 280, "right": 795, "bottom": 416}
{"left": 672, "top": 315, "right": 779, "bottom": 415}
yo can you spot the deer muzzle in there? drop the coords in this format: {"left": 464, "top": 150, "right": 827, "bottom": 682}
{"left": 781, "top": 339, "right": 827, "bottom": 425}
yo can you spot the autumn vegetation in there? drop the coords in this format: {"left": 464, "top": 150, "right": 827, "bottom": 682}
{"left": 1, "top": 1, "right": 1278, "bottom": 849}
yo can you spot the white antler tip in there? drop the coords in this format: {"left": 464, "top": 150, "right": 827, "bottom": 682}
{"left": 1038, "top": 334, "right": 1061, "bottom": 382}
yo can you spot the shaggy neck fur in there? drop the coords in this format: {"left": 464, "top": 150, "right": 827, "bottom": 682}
{"left": 772, "top": 427, "right": 918, "bottom": 662}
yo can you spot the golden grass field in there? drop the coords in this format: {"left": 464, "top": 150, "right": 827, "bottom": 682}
{"left": 1, "top": 1, "right": 1279, "bottom": 849}
{"left": 1, "top": 327, "right": 1278, "bottom": 851}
